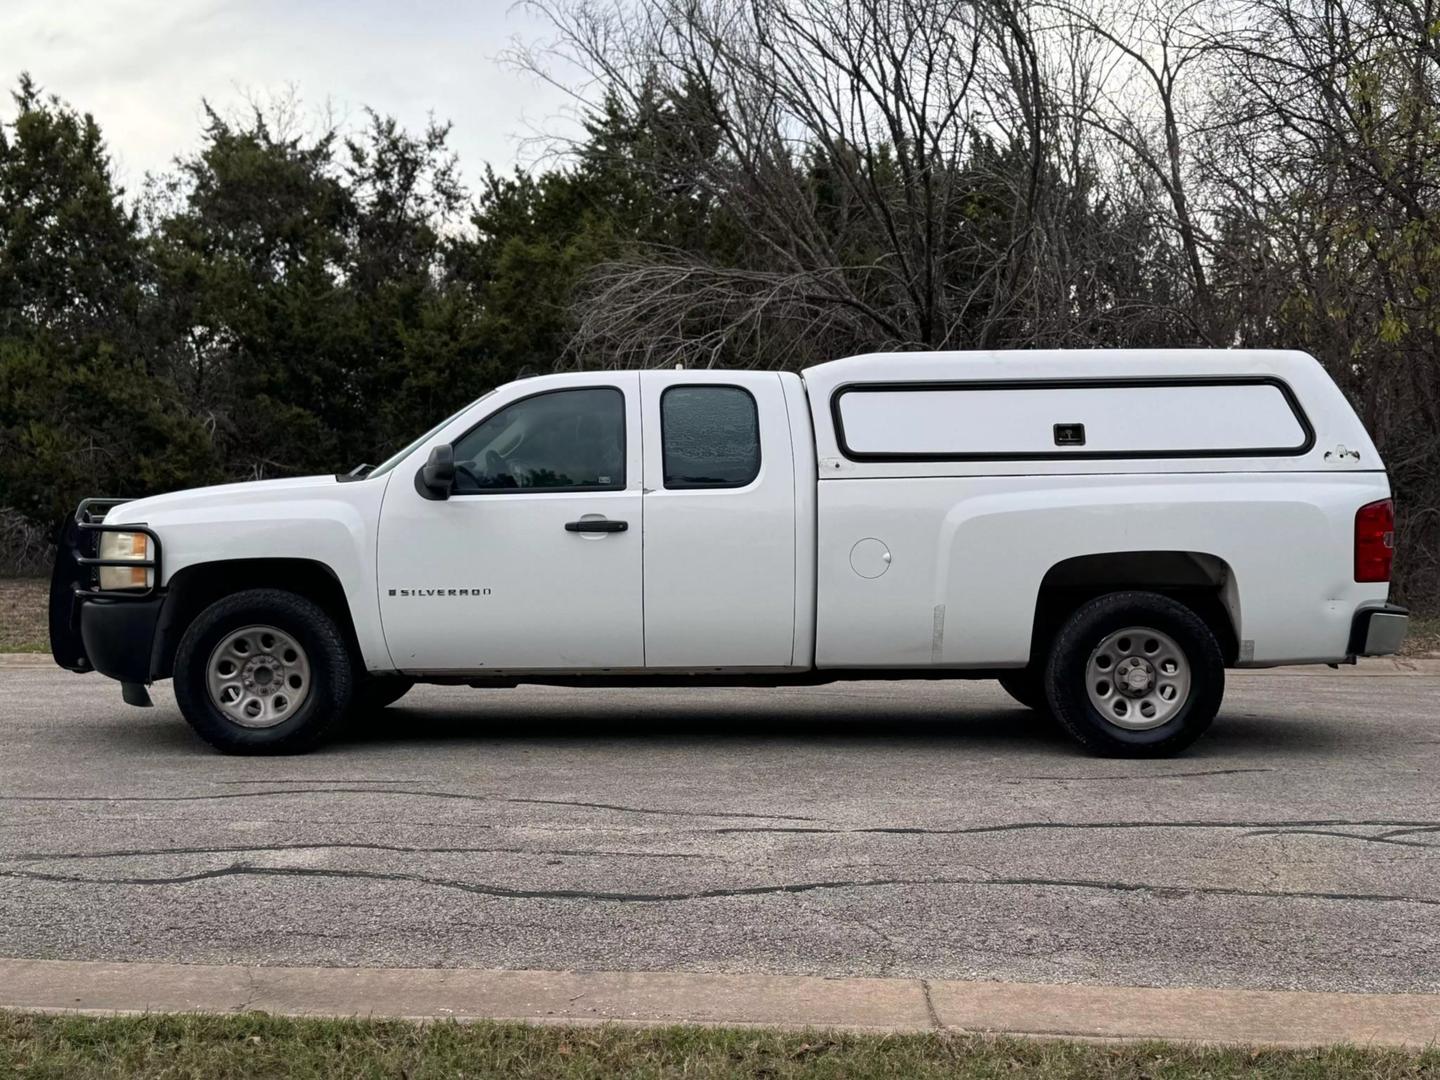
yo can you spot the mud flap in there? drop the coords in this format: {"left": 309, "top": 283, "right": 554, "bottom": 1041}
{"left": 121, "top": 682, "right": 154, "bottom": 707}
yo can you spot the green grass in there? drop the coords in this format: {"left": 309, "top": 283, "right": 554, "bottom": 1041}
{"left": 0, "top": 1013, "right": 1437, "bottom": 1080}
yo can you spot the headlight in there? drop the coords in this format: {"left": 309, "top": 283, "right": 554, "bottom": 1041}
{"left": 97, "top": 531, "right": 153, "bottom": 591}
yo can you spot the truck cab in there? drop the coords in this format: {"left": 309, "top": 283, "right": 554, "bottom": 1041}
{"left": 51, "top": 349, "right": 1408, "bottom": 757}
{"left": 377, "top": 369, "right": 814, "bottom": 673}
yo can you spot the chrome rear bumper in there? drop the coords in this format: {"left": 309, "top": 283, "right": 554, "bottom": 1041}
{"left": 1349, "top": 604, "right": 1409, "bottom": 657}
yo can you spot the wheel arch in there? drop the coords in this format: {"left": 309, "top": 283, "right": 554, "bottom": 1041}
{"left": 152, "top": 558, "right": 363, "bottom": 680}
{"left": 1030, "top": 551, "right": 1241, "bottom": 666}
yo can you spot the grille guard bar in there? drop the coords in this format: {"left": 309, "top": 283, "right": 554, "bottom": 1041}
{"left": 71, "top": 498, "right": 163, "bottom": 600}
{"left": 49, "top": 498, "right": 164, "bottom": 672}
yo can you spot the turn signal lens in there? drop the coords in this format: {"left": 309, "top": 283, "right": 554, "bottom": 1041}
{"left": 97, "top": 531, "right": 153, "bottom": 591}
{"left": 1354, "top": 499, "right": 1395, "bottom": 583}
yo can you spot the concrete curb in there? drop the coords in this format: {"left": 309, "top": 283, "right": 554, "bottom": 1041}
{"left": 2, "top": 959, "right": 1438, "bottom": 1048}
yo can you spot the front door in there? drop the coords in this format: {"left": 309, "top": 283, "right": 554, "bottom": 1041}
{"left": 377, "top": 375, "right": 644, "bottom": 672}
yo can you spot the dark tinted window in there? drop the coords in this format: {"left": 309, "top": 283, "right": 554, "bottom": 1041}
{"left": 661, "top": 385, "right": 760, "bottom": 489}
{"left": 451, "top": 387, "right": 625, "bottom": 493}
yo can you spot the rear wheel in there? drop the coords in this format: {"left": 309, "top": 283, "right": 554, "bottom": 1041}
{"left": 173, "top": 588, "right": 354, "bottom": 754}
{"left": 997, "top": 669, "right": 1047, "bottom": 711}
{"left": 1044, "top": 591, "right": 1223, "bottom": 757}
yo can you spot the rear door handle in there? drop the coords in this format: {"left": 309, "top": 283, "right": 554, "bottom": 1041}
{"left": 565, "top": 519, "right": 628, "bottom": 533}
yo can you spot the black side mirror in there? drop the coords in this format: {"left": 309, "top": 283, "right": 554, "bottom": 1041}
{"left": 416, "top": 444, "right": 456, "bottom": 500}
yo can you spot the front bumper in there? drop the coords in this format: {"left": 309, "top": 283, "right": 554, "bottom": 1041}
{"left": 50, "top": 499, "right": 163, "bottom": 681}
{"left": 1349, "top": 604, "right": 1409, "bottom": 657}
{"left": 79, "top": 596, "right": 165, "bottom": 683}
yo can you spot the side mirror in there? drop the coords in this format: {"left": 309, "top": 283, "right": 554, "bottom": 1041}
{"left": 416, "top": 444, "right": 456, "bottom": 500}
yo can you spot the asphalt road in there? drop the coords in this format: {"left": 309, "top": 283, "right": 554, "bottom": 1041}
{"left": 2, "top": 663, "right": 1438, "bottom": 994}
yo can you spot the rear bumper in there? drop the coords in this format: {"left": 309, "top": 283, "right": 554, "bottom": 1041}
{"left": 1349, "top": 604, "right": 1409, "bottom": 657}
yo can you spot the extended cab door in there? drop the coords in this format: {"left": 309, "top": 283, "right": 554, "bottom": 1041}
{"left": 377, "top": 374, "right": 644, "bottom": 671}
{"left": 640, "top": 371, "right": 799, "bottom": 668}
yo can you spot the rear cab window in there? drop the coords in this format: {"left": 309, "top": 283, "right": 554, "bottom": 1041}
{"left": 661, "top": 385, "right": 761, "bottom": 489}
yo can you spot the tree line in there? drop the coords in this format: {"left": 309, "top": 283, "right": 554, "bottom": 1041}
{"left": 2, "top": 0, "right": 1438, "bottom": 604}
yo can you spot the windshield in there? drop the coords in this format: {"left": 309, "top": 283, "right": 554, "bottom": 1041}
{"left": 366, "top": 391, "right": 496, "bottom": 480}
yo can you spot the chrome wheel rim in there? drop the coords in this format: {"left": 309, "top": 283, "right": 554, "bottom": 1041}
{"left": 1085, "top": 626, "right": 1191, "bottom": 731}
{"left": 205, "top": 625, "right": 311, "bottom": 729}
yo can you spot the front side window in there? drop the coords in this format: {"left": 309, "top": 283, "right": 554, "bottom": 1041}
{"left": 661, "top": 385, "right": 761, "bottom": 489}
{"left": 451, "top": 387, "right": 625, "bottom": 493}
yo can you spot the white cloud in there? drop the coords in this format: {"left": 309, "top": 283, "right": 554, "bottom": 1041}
{"left": 0, "top": 0, "right": 585, "bottom": 194}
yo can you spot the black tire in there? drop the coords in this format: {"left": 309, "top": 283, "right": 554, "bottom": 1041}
{"left": 997, "top": 669, "right": 1048, "bottom": 711}
{"left": 1044, "top": 591, "right": 1224, "bottom": 758}
{"left": 352, "top": 674, "right": 415, "bottom": 713}
{"left": 172, "top": 588, "right": 355, "bottom": 754}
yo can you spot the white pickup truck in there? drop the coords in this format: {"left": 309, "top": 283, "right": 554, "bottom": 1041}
{"left": 51, "top": 349, "right": 1407, "bottom": 757}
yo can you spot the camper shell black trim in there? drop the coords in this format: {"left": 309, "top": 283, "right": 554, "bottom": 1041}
{"left": 829, "top": 375, "right": 1317, "bottom": 463}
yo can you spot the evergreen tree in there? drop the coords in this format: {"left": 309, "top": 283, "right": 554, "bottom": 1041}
{"left": 0, "top": 75, "right": 214, "bottom": 525}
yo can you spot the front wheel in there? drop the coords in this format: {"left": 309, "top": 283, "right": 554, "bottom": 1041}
{"left": 173, "top": 588, "right": 355, "bottom": 754}
{"left": 1044, "top": 591, "right": 1224, "bottom": 757}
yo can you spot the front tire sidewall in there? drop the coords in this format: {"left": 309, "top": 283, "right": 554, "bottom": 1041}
{"left": 173, "top": 589, "right": 354, "bottom": 754}
{"left": 1046, "top": 592, "right": 1223, "bottom": 757}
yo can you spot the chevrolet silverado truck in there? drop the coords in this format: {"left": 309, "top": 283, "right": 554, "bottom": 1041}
{"left": 50, "top": 349, "right": 1408, "bottom": 756}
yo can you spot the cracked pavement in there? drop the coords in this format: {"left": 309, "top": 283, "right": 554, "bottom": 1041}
{"left": 1, "top": 667, "right": 1437, "bottom": 993}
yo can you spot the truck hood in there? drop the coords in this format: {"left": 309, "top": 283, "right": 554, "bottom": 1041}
{"left": 106, "top": 476, "right": 344, "bottom": 525}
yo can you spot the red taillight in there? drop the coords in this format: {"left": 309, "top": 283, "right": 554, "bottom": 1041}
{"left": 1355, "top": 499, "right": 1395, "bottom": 582}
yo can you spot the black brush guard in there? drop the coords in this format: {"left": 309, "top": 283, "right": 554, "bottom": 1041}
{"left": 49, "top": 499, "right": 162, "bottom": 672}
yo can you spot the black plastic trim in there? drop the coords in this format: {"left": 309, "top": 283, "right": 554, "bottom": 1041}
{"left": 49, "top": 511, "right": 92, "bottom": 671}
{"left": 659, "top": 383, "right": 762, "bottom": 490}
{"left": 414, "top": 465, "right": 449, "bottom": 501}
{"left": 121, "top": 681, "right": 154, "bottom": 707}
{"left": 80, "top": 595, "right": 165, "bottom": 683}
{"left": 829, "top": 376, "right": 1317, "bottom": 462}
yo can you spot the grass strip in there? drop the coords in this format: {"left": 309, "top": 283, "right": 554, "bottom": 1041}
{"left": 2, "top": 1011, "right": 1437, "bottom": 1079}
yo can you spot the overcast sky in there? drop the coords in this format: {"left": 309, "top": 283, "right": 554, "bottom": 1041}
{"left": 0, "top": 0, "right": 584, "bottom": 194}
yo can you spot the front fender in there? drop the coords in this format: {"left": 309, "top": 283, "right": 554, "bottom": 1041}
{"left": 107, "top": 476, "right": 393, "bottom": 671}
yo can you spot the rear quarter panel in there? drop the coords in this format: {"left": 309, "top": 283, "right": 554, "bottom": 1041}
{"left": 815, "top": 471, "right": 1392, "bottom": 668}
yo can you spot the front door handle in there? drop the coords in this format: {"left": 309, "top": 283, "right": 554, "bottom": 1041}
{"left": 565, "top": 519, "right": 628, "bottom": 533}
